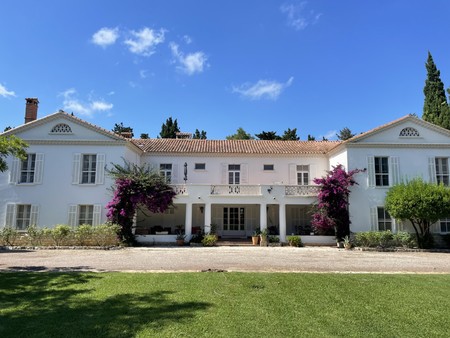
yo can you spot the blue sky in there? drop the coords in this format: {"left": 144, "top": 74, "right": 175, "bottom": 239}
{"left": 1, "top": 0, "right": 450, "bottom": 140}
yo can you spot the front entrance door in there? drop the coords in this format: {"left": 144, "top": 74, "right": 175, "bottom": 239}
{"left": 222, "top": 207, "right": 246, "bottom": 237}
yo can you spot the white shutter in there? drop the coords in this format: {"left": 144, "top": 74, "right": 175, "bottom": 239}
{"left": 367, "top": 156, "right": 375, "bottom": 188}
{"left": 428, "top": 157, "right": 437, "bottom": 184}
{"left": 68, "top": 205, "right": 78, "bottom": 227}
{"left": 72, "top": 154, "right": 81, "bottom": 184}
{"left": 370, "top": 206, "right": 378, "bottom": 231}
{"left": 288, "top": 164, "right": 296, "bottom": 185}
{"left": 309, "top": 164, "right": 317, "bottom": 185}
{"left": 9, "top": 158, "right": 20, "bottom": 184}
{"left": 30, "top": 205, "right": 39, "bottom": 226}
{"left": 5, "top": 204, "right": 16, "bottom": 227}
{"left": 172, "top": 163, "right": 179, "bottom": 183}
{"left": 93, "top": 204, "right": 102, "bottom": 226}
{"left": 34, "top": 153, "right": 44, "bottom": 184}
{"left": 241, "top": 164, "right": 248, "bottom": 184}
{"left": 95, "top": 153, "right": 105, "bottom": 185}
{"left": 389, "top": 156, "right": 400, "bottom": 186}
{"left": 221, "top": 163, "right": 227, "bottom": 184}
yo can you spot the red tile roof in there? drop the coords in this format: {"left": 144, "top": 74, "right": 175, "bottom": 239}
{"left": 132, "top": 138, "right": 341, "bottom": 155}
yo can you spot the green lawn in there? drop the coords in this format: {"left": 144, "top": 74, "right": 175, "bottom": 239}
{"left": 1, "top": 272, "right": 449, "bottom": 337}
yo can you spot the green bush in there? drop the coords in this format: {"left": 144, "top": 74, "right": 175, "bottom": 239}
{"left": 286, "top": 235, "right": 303, "bottom": 247}
{"left": 392, "top": 231, "right": 416, "bottom": 248}
{"left": 269, "top": 235, "right": 280, "bottom": 243}
{"left": 92, "top": 223, "right": 120, "bottom": 246}
{"left": 0, "top": 226, "right": 19, "bottom": 246}
{"left": 50, "top": 224, "right": 71, "bottom": 246}
{"left": 202, "top": 234, "right": 217, "bottom": 247}
{"left": 74, "top": 224, "right": 93, "bottom": 246}
{"left": 355, "top": 231, "right": 416, "bottom": 248}
{"left": 26, "top": 224, "right": 44, "bottom": 246}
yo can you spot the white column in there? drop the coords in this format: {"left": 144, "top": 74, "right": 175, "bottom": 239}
{"left": 204, "top": 203, "right": 212, "bottom": 233}
{"left": 260, "top": 203, "right": 267, "bottom": 231}
{"left": 279, "top": 203, "right": 287, "bottom": 242}
{"left": 185, "top": 203, "right": 192, "bottom": 238}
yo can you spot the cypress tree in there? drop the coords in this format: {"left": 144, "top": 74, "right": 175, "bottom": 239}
{"left": 423, "top": 52, "right": 450, "bottom": 129}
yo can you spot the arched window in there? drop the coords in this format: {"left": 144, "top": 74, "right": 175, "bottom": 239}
{"left": 399, "top": 127, "right": 419, "bottom": 137}
{"left": 50, "top": 123, "right": 72, "bottom": 133}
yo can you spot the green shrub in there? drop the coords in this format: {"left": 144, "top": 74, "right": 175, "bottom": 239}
{"left": 26, "top": 224, "right": 44, "bottom": 246}
{"left": 269, "top": 235, "right": 280, "bottom": 243}
{"left": 74, "top": 224, "right": 93, "bottom": 246}
{"left": 0, "top": 226, "right": 19, "bottom": 246}
{"left": 202, "top": 234, "right": 217, "bottom": 247}
{"left": 379, "top": 230, "right": 394, "bottom": 248}
{"left": 92, "top": 223, "right": 120, "bottom": 246}
{"left": 286, "top": 235, "right": 303, "bottom": 247}
{"left": 50, "top": 224, "right": 72, "bottom": 246}
{"left": 393, "top": 231, "right": 416, "bottom": 248}
{"left": 355, "top": 231, "right": 416, "bottom": 248}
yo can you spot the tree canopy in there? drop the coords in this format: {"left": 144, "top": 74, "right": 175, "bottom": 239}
{"left": 226, "top": 127, "right": 254, "bottom": 140}
{"left": 140, "top": 133, "right": 149, "bottom": 139}
{"left": 385, "top": 178, "right": 450, "bottom": 248}
{"left": 281, "top": 128, "right": 300, "bottom": 141}
{"left": 160, "top": 117, "right": 180, "bottom": 138}
{"left": 112, "top": 122, "right": 134, "bottom": 137}
{"left": 193, "top": 129, "right": 207, "bottom": 139}
{"left": 255, "top": 131, "right": 281, "bottom": 140}
{"left": 422, "top": 52, "right": 450, "bottom": 129}
{"left": 337, "top": 127, "right": 355, "bottom": 141}
{"left": 0, "top": 135, "right": 28, "bottom": 172}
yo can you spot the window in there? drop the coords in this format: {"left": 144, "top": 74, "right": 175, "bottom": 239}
{"left": 20, "top": 154, "right": 36, "bottom": 183}
{"left": 78, "top": 205, "right": 94, "bottom": 225}
{"left": 435, "top": 158, "right": 449, "bottom": 186}
{"left": 264, "top": 164, "right": 274, "bottom": 171}
{"left": 399, "top": 127, "right": 419, "bottom": 137}
{"left": 160, "top": 163, "right": 172, "bottom": 183}
{"left": 297, "top": 165, "right": 309, "bottom": 185}
{"left": 5, "top": 204, "right": 39, "bottom": 230}
{"left": 377, "top": 207, "right": 392, "bottom": 231}
{"left": 16, "top": 204, "right": 32, "bottom": 230}
{"left": 375, "top": 157, "right": 389, "bottom": 186}
{"left": 195, "top": 163, "right": 206, "bottom": 170}
{"left": 440, "top": 218, "right": 450, "bottom": 233}
{"left": 50, "top": 123, "right": 72, "bottom": 133}
{"left": 82, "top": 155, "right": 97, "bottom": 184}
{"left": 228, "top": 164, "right": 240, "bottom": 184}
{"left": 223, "top": 207, "right": 245, "bottom": 231}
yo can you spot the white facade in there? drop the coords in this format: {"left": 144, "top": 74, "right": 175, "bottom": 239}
{"left": 2, "top": 111, "right": 450, "bottom": 242}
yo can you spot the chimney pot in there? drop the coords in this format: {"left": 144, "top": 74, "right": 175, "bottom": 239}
{"left": 25, "top": 98, "right": 39, "bottom": 124}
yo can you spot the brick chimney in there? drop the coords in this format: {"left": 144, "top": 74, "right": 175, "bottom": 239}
{"left": 24, "top": 98, "right": 39, "bottom": 124}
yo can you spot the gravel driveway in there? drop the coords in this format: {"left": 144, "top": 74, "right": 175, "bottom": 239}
{"left": 1, "top": 246, "right": 450, "bottom": 273}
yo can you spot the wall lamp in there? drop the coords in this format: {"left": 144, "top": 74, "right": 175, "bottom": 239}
{"left": 267, "top": 186, "right": 273, "bottom": 194}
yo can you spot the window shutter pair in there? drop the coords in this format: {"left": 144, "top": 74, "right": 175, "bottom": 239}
{"left": 221, "top": 163, "right": 249, "bottom": 184}
{"left": 72, "top": 154, "right": 105, "bottom": 185}
{"left": 9, "top": 154, "right": 44, "bottom": 184}
{"left": 367, "top": 156, "right": 400, "bottom": 187}
{"left": 68, "top": 204, "right": 102, "bottom": 226}
{"left": 5, "top": 204, "right": 39, "bottom": 228}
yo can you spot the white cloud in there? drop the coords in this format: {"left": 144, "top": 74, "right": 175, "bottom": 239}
{"left": 232, "top": 77, "right": 294, "bottom": 100}
{"left": 92, "top": 27, "right": 119, "bottom": 47}
{"left": 59, "top": 88, "right": 113, "bottom": 117}
{"left": 0, "top": 83, "right": 16, "bottom": 98}
{"left": 280, "top": 2, "right": 322, "bottom": 30}
{"left": 124, "top": 27, "right": 166, "bottom": 56}
{"left": 169, "top": 42, "right": 208, "bottom": 75}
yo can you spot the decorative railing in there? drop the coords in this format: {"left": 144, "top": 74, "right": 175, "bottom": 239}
{"left": 284, "top": 185, "right": 319, "bottom": 196}
{"left": 171, "top": 184, "right": 188, "bottom": 195}
{"left": 210, "top": 185, "right": 261, "bottom": 195}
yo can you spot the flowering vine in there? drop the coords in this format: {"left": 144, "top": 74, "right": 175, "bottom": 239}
{"left": 312, "top": 164, "right": 364, "bottom": 241}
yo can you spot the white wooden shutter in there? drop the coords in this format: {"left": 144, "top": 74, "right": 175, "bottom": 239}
{"left": 309, "top": 164, "right": 317, "bottom": 185}
{"left": 389, "top": 156, "right": 400, "bottom": 186}
{"left": 72, "top": 154, "right": 81, "bottom": 184}
{"left": 367, "top": 156, "right": 375, "bottom": 188}
{"left": 241, "top": 164, "right": 248, "bottom": 184}
{"left": 93, "top": 204, "right": 102, "bottom": 226}
{"left": 95, "top": 153, "right": 105, "bottom": 185}
{"left": 68, "top": 205, "right": 78, "bottom": 227}
{"left": 288, "top": 164, "right": 296, "bottom": 185}
{"left": 428, "top": 157, "right": 437, "bottom": 184}
{"left": 370, "top": 206, "right": 378, "bottom": 231}
{"left": 5, "top": 204, "right": 16, "bottom": 227}
{"left": 34, "top": 153, "right": 44, "bottom": 184}
{"left": 221, "top": 163, "right": 227, "bottom": 184}
{"left": 172, "top": 163, "right": 179, "bottom": 183}
{"left": 30, "top": 205, "right": 39, "bottom": 226}
{"left": 9, "top": 158, "right": 20, "bottom": 184}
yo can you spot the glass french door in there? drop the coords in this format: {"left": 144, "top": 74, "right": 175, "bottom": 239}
{"left": 223, "top": 207, "right": 245, "bottom": 233}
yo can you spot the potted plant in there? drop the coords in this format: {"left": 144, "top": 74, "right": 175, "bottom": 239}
{"left": 343, "top": 235, "right": 352, "bottom": 250}
{"left": 259, "top": 228, "right": 269, "bottom": 247}
{"left": 252, "top": 229, "right": 261, "bottom": 245}
{"left": 286, "top": 235, "right": 302, "bottom": 247}
{"left": 210, "top": 224, "right": 218, "bottom": 240}
{"left": 176, "top": 233, "right": 185, "bottom": 246}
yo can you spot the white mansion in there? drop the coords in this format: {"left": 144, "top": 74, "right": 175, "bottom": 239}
{"left": 1, "top": 98, "right": 450, "bottom": 243}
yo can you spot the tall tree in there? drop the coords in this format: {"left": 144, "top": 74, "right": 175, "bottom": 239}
{"left": 307, "top": 134, "right": 316, "bottom": 141}
{"left": 226, "top": 127, "right": 254, "bottom": 140}
{"left": 140, "top": 133, "right": 149, "bottom": 139}
{"left": 112, "top": 122, "right": 134, "bottom": 137}
{"left": 281, "top": 128, "right": 300, "bottom": 140}
{"left": 336, "top": 127, "right": 355, "bottom": 141}
{"left": 0, "top": 135, "right": 28, "bottom": 172}
{"left": 423, "top": 52, "right": 450, "bottom": 129}
{"left": 160, "top": 117, "right": 180, "bottom": 138}
{"left": 255, "top": 131, "right": 281, "bottom": 140}
{"left": 193, "top": 129, "right": 207, "bottom": 139}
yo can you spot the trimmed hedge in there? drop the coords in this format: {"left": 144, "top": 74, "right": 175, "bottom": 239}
{"left": 354, "top": 231, "right": 416, "bottom": 248}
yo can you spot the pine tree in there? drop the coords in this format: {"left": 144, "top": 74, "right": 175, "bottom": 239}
{"left": 255, "top": 131, "right": 281, "bottom": 140}
{"left": 226, "top": 127, "right": 254, "bottom": 140}
{"left": 159, "top": 117, "right": 180, "bottom": 138}
{"left": 281, "top": 128, "right": 300, "bottom": 140}
{"left": 423, "top": 52, "right": 450, "bottom": 129}
{"left": 193, "top": 129, "right": 207, "bottom": 139}
{"left": 336, "top": 127, "right": 355, "bottom": 141}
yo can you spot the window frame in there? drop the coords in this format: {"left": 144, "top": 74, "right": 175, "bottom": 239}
{"left": 160, "top": 163, "right": 173, "bottom": 183}
{"left": 194, "top": 163, "right": 206, "bottom": 170}
{"left": 435, "top": 157, "right": 449, "bottom": 186}
{"left": 228, "top": 164, "right": 241, "bottom": 184}
{"left": 440, "top": 218, "right": 450, "bottom": 233}
{"left": 296, "top": 165, "right": 309, "bottom": 186}
{"left": 78, "top": 205, "right": 94, "bottom": 225}
{"left": 263, "top": 164, "right": 274, "bottom": 171}
{"left": 81, "top": 154, "right": 97, "bottom": 184}
{"left": 19, "top": 154, "right": 36, "bottom": 184}
{"left": 374, "top": 156, "right": 389, "bottom": 187}
{"left": 377, "top": 207, "right": 392, "bottom": 231}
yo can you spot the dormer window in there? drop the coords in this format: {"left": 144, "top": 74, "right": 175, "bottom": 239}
{"left": 399, "top": 127, "right": 419, "bottom": 137}
{"left": 50, "top": 123, "right": 72, "bottom": 133}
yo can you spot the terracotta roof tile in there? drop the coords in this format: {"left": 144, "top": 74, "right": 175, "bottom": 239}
{"left": 132, "top": 138, "right": 341, "bottom": 155}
